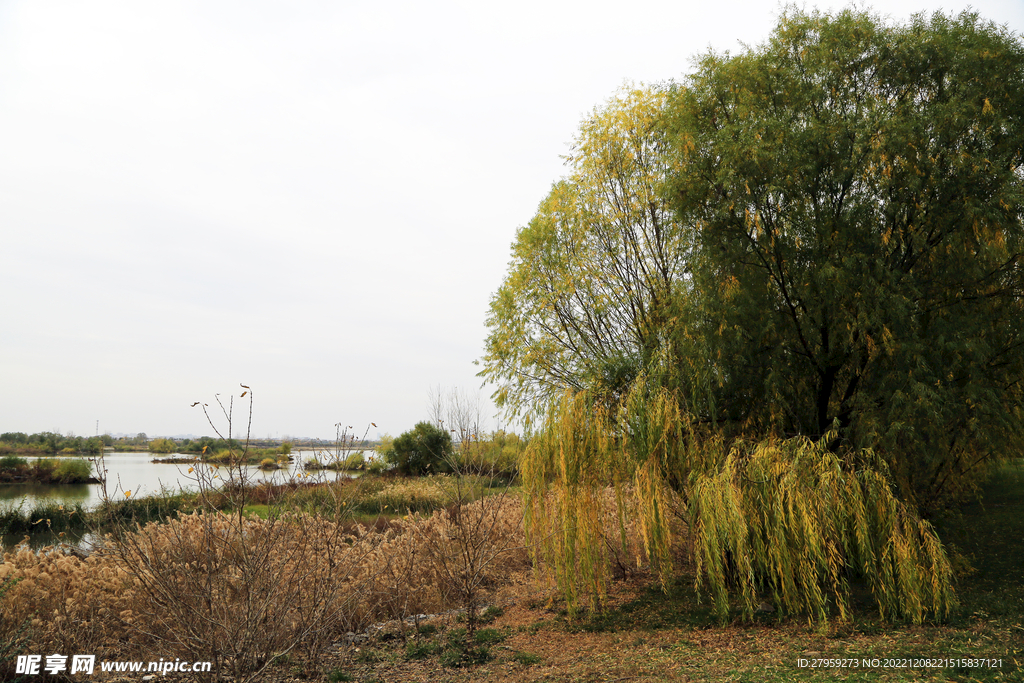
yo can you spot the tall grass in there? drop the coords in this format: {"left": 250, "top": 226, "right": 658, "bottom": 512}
{"left": 0, "top": 500, "right": 88, "bottom": 535}
{"left": 0, "top": 385, "right": 534, "bottom": 680}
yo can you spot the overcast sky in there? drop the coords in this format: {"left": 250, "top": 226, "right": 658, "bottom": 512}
{"left": 1, "top": 0, "right": 1022, "bottom": 440}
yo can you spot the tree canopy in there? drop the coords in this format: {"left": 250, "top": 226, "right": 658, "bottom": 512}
{"left": 484, "top": 6, "right": 1024, "bottom": 507}
{"left": 667, "top": 7, "right": 1024, "bottom": 505}
{"left": 480, "top": 85, "right": 691, "bottom": 422}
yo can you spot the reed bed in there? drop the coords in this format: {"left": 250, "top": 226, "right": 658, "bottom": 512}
{"left": 0, "top": 494, "right": 531, "bottom": 682}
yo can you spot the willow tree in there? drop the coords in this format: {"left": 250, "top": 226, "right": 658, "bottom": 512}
{"left": 480, "top": 85, "right": 693, "bottom": 423}
{"left": 489, "top": 6, "right": 1024, "bottom": 624}
{"left": 667, "top": 7, "right": 1024, "bottom": 507}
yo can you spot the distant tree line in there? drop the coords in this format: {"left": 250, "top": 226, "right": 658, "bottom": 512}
{"left": 0, "top": 431, "right": 112, "bottom": 455}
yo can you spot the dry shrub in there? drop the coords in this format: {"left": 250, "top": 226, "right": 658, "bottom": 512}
{"left": 109, "top": 510, "right": 369, "bottom": 682}
{"left": 352, "top": 520, "right": 445, "bottom": 628}
{"left": 412, "top": 488, "right": 530, "bottom": 639}
{"left": 366, "top": 477, "right": 449, "bottom": 513}
{"left": 348, "top": 494, "right": 529, "bottom": 633}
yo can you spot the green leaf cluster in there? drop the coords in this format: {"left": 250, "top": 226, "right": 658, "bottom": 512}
{"left": 665, "top": 6, "right": 1024, "bottom": 507}
{"left": 481, "top": 84, "right": 691, "bottom": 423}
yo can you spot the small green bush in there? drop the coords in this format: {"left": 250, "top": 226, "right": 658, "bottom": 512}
{"left": 473, "top": 628, "right": 508, "bottom": 645}
{"left": 440, "top": 645, "right": 490, "bottom": 668}
{"left": 387, "top": 422, "right": 453, "bottom": 475}
{"left": 32, "top": 458, "right": 58, "bottom": 479}
{"left": 481, "top": 605, "right": 504, "bottom": 623}
{"left": 53, "top": 458, "right": 92, "bottom": 482}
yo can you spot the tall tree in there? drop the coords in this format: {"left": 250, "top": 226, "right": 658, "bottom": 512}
{"left": 667, "top": 7, "right": 1024, "bottom": 505}
{"left": 500, "top": 6, "right": 1024, "bottom": 621}
{"left": 480, "top": 85, "right": 691, "bottom": 422}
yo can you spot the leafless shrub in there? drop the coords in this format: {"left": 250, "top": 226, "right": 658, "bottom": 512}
{"left": 108, "top": 510, "right": 370, "bottom": 682}
{"left": 411, "top": 457, "right": 530, "bottom": 642}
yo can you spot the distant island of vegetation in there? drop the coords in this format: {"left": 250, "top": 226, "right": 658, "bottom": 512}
{"left": 0, "top": 455, "right": 96, "bottom": 484}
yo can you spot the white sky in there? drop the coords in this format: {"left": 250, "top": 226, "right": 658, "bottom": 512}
{"left": 1, "top": 0, "right": 1022, "bottom": 440}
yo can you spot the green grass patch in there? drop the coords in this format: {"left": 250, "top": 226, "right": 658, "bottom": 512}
{"left": 480, "top": 605, "right": 504, "bottom": 623}
{"left": 473, "top": 627, "right": 508, "bottom": 645}
{"left": 404, "top": 639, "right": 440, "bottom": 660}
{"left": 439, "top": 645, "right": 491, "bottom": 668}
{"left": 511, "top": 651, "right": 541, "bottom": 666}
{"left": 573, "top": 574, "right": 718, "bottom": 633}
{"left": 242, "top": 504, "right": 271, "bottom": 519}
{"left": 933, "top": 460, "right": 1024, "bottom": 624}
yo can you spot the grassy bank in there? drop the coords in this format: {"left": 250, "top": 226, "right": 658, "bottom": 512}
{"left": 0, "top": 472, "right": 514, "bottom": 536}
{"left": 0, "top": 500, "right": 88, "bottom": 536}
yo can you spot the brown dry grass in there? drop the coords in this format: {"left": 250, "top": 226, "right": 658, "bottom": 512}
{"left": 0, "top": 492, "right": 533, "bottom": 681}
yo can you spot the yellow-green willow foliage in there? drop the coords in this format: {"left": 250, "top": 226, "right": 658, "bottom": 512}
{"left": 522, "top": 392, "right": 617, "bottom": 613}
{"left": 523, "top": 382, "right": 699, "bottom": 613}
{"left": 523, "top": 382, "right": 956, "bottom": 622}
{"left": 689, "top": 435, "right": 955, "bottom": 623}
{"left": 481, "top": 84, "right": 690, "bottom": 424}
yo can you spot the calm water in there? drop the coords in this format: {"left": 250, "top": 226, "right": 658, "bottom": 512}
{"left": 0, "top": 450, "right": 368, "bottom": 510}
{"left": 1, "top": 450, "right": 367, "bottom": 551}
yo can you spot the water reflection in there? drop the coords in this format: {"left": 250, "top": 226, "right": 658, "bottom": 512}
{"left": 0, "top": 482, "right": 90, "bottom": 503}
{"left": 0, "top": 450, "right": 364, "bottom": 551}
